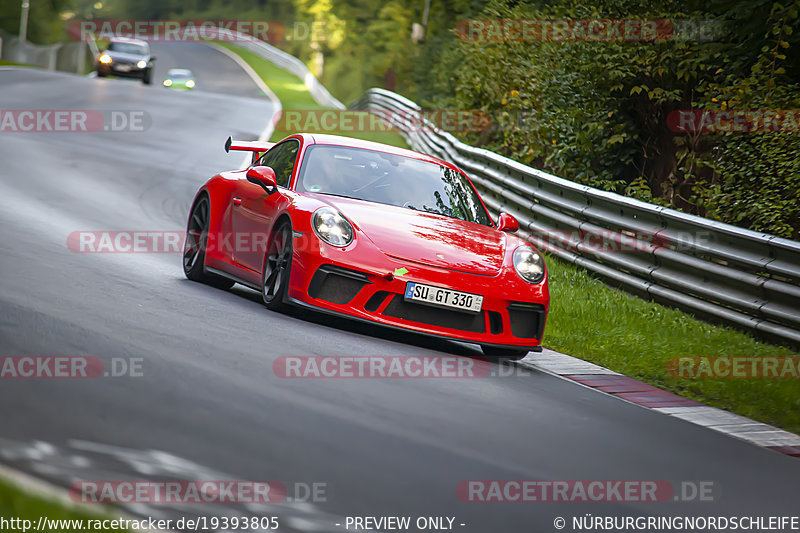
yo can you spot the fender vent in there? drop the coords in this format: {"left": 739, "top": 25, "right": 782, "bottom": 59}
{"left": 507, "top": 302, "right": 546, "bottom": 339}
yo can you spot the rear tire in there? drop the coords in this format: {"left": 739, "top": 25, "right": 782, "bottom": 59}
{"left": 481, "top": 346, "right": 529, "bottom": 361}
{"left": 183, "top": 196, "right": 235, "bottom": 290}
{"left": 261, "top": 221, "right": 293, "bottom": 311}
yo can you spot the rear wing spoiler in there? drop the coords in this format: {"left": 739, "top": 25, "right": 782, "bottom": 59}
{"left": 225, "top": 136, "right": 276, "bottom": 165}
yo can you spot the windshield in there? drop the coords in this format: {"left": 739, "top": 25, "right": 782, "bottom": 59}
{"left": 297, "top": 144, "right": 492, "bottom": 226}
{"left": 108, "top": 42, "right": 148, "bottom": 55}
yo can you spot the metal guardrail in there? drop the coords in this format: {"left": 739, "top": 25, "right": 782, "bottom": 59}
{"left": 352, "top": 88, "right": 800, "bottom": 347}
{"left": 0, "top": 30, "right": 90, "bottom": 73}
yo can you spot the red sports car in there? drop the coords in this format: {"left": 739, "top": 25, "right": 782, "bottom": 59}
{"left": 183, "top": 134, "right": 549, "bottom": 358}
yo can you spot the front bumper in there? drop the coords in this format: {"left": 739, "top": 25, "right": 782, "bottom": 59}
{"left": 96, "top": 63, "right": 147, "bottom": 78}
{"left": 165, "top": 83, "right": 194, "bottom": 90}
{"left": 287, "top": 233, "right": 549, "bottom": 349}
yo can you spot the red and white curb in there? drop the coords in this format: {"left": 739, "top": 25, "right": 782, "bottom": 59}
{"left": 518, "top": 348, "right": 800, "bottom": 458}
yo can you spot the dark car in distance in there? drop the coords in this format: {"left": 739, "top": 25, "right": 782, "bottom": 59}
{"left": 95, "top": 38, "right": 156, "bottom": 85}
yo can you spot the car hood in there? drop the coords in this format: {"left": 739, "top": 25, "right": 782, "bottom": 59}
{"left": 320, "top": 195, "right": 505, "bottom": 276}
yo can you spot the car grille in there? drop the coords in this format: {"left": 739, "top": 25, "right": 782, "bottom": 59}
{"left": 381, "top": 295, "right": 486, "bottom": 333}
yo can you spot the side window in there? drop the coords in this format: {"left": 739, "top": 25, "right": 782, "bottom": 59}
{"left": 258, "top": 140, "right": 299, "bottom": 188}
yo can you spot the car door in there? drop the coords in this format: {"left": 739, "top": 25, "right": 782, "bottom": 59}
{"left": 231, "top": 139, "right": 300, "bottom": 273}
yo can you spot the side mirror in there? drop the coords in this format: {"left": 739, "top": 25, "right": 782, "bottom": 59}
{"left": 497, "top": 212, "right": 519, "bottom": 233}
{"left": 246, "top": 166, "right": 277, "bottom": 194}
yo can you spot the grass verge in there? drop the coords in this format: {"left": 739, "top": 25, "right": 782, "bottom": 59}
{"left": 544, "top": 254, "right": 800, "bottom": 435}
{"left": 0, "top": 475, "right": 128, "bottom": 533}
{"left": 217, "top": 42, "right": 800, "bottom": 436}
{"left": 214, "top": 43, "right": 408, "bottom": 148}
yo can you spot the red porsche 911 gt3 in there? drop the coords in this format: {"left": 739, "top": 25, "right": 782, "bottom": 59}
{"left": 183, "top": 134, "right": 549, "bottom": 358}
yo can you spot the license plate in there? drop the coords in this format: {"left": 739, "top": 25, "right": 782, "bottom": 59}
{"left": 404, "top": 282, "right": 483, "bottom": 314}
{"left": 115, "top": 65, "right": 131, "bottom": 72}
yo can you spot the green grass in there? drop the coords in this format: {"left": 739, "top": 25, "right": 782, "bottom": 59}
{"left": 217, "top": 42, "right": 800, "bottom": 436}
{"left": 215, "top": 43, "right": 408, "bottom": 148}
{"left": 544, "top": 253, "right": 800, "bottom": 435}
{"left": 0, "top": 60, "right": 34, "bottom": 67}
{"left": 0, "top": 476, "right": 128, "bottom": 533}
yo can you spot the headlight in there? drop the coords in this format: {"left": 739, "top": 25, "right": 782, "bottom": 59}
{"left": 98, "top": 54, "right": 112, "bottom": 64}
{"left": 163, "top": 79, "right": 172, "bottom": 86}
{"left": 185, "top": 80, "right": 195, "bottom": 88}
{"left": 137, "top": 60, "right": 147, "bottom": 68}
{"left": 513, "top": 246, "right": 545, "bottom": 283}
{"left": 313, "top": 207, "right": 354, "bottom": 247}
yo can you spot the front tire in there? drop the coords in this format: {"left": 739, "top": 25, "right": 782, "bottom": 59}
{"left": 142, "top": 69, "right": 152, "bottom": 85}
{"left": 183, "top": 196, "right": 235, "bottom": 290}
{"left": 481, "top": 345, "right": 529, "bottom": 361}
{"left": 261, "top": 221, "right": 293, "bottom": 311}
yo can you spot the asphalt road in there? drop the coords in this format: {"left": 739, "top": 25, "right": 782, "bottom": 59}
{"left": 1, "top": 44, "right": 799, "bottom": 532}
{"left": 147, "top": 42, "right": 267, "bottom": 98}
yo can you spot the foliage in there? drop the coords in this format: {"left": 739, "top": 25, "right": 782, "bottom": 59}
{"left": 216, "top": 42, "right": 408, "bottom": 147}
{"left": 0, "top": 0, "right": 72, "bottom": 44}
{"left": 412, "top": 0, "right": 800, "bottom": 238}
{"left": 12, "top": 0, "right": 800, "bottom": 239}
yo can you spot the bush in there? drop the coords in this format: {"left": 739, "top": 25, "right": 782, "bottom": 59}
{"left": 410, "top": 0, "right": 800, "bottom": 238}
